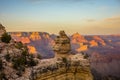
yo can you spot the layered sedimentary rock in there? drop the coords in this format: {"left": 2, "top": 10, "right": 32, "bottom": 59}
{"left": 35, "top": 53, "right": 93, "bottom": 80}
{"left": 53, "top": 30, "right": 71, "bottom": 54}
{"left": 0, "top": 24, "right": 39, "bottom": 80}
{"left": 48, "top": 31, "right": 93, "bottom": 80}
{"left": 53, "top": 31, "right": 71, "bottom": 58}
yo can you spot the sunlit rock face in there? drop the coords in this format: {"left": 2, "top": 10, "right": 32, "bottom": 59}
{"left": 89, "top": 40, "right": 98, "bottom": 47}
{"left": 53, "top": 30, "right": 71, "bottom": 54}
{"left": 0, "top": 24, "right": 6, "bottom": 38}
{"left": 20, "top": 37, "right": 30, "bottom": 44}
{"left": 71, "top": 32, "right": 87, "bottom": 43}
{"left": 70, "top": 33, "right": 88, "bottom": 52}
{"left": 10, "top": 32, "right": 30, "bottom": 44}
{"left": 76, "top": 44, "right": 88, "bottom": 52}
{"left": 30, "top": 32, "right": 41, "bottom": 41}
{"left": 9, "top": 32, "right": 54, "bottom": 58}
{"left": 10, "top": 32, "right": 22, "bottom": 37}
{"left": 93, "top": 36, "right": 106, "bottom": 46}
{"left": 27, "top": 45, "right": 37, "bottom": 54}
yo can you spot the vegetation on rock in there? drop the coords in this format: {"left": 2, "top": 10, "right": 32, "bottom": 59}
{"left": 1, "top": 32, "right": 11, "bottom": 43}
{"left": 37, "top": 54, "right": 41, "bottom": 59}
{"left": 27, "top": 54, "right": 38, "bottom": 67}
{"left": 0, "top": 59, "right": 7, "bottom": 79}
{"left": 15, "top": 41, "right": 24, "bottom": 49}
{"left": 62, "top": 57, "right": 68, "bottom": 64}
{"left": 84, "top": 53, "right": 89, "bottom": 59}
{"left": 4, "top": 53, "right": 11, "bottom": 62}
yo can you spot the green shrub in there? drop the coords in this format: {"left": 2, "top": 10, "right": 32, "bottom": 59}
{"left": 1, "top": 33, "right": 11, "bottom": 43}
{"left": 37, "top": 54, "right": 41, "bottom": 59}
{"left": 84, "top": 54, "right": 89, "bottom": 59}
{"left": 0, "top": 72, "right": 6, "bottom": 80}
{"left": 12, "top": 57, "right": 26, "bottom": 70}
{"left": 28, "top": 59, "right": 38, "bottom": 67}
{"left": 62, "top": 57, "right": 67, "bottom": 63}
{"left": 15, "top": 42, "right": 23, "bottom": 49}
{"left": 4, "top": 53, "right": 11, "bottom": 62}
{"left": 28, "top": 54, "right": 38, "bottom": 66}
{"left": 12, "top": 53, "right": 38, "bottom": 70}
{"left": 13, "top": 58, "right": 25, "bottom": 76}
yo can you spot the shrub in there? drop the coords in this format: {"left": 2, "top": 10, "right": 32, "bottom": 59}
{"left": 37, "top": 54, "right": 41, "bottom": 59}
{"left": 28, "top": 59, "right": 38, "bottom": 67}
{"left": 62, "top": 57, "right": 67, "bottom": 63}
{"left": 11, "top": 55, "right": 27, "bottom": 77}
{"left": 28, "top": 54, "right": 38, "bottom": 67}
{"left": 0, "top": 72, "right": 6, "bottom": 80}
{"left": 22, "top": 50, "right": 28, "bottom": 58}
{"left": 84, "top": 54, "right": 89, "bottom": 59}
{"left": 12, "top": 53, "right": 38, "bottom": 70}
{"left": 4, "top": 53, "right": 11, "bottom": 62}
{"left": 1, "top": 33, "right": 11, "bottom": 43}
{"left": 15, "top": 42, "right": 23, "bottom": 49}
{"left": 12, "top": 57, "right": 26, "bottom": 70}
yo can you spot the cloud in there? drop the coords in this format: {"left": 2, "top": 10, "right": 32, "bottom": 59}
{"left": 79, "top": 16, "right": 120, "bottom": 34}
{"left": 105, "top": 16, "right": 120, "bottom": 21}
{"left": 86, "top": 19, "right": 96, "bottom": 22}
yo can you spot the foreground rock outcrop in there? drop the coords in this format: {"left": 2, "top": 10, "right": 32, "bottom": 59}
{"left": 34, "top": 53, "right": 93, "bottom": 80}
{"left": 0, "top": 24, "right": 39, "bottom": 80}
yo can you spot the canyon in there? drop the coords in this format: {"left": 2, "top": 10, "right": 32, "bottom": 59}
{"left": 0, "top": 23, "right": 120, "bottom": 79}
{"left": 9, "top": 31, "right": 120, "bottom": 79}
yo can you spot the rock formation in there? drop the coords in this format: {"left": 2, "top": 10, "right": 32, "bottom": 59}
{"left": 53, "top": 31, "right": 71, "bottom": 54}
{"left": 53, "top": 30, "right": 71, "bottom": 58}
{"left": 0, "top": 24, "right": 39, "bottom": 80}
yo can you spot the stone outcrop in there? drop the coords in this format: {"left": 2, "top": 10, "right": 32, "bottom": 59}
{"left": 0, "top": 24, "right": 39, "bottom": 80}
{"left": 30, "top": 32, "right": 41, "bottom": 41}
{"left": 35, "top": 53, "right": 93, "bottom": 80}
{"left": 53, "top": 30, "right": 71, "bottom": 54}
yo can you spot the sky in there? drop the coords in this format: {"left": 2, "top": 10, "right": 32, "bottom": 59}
{"left": 0, "top": 0, "right": 120, "bottom": 35}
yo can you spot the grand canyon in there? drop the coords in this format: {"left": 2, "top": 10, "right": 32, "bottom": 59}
{"left": 0, "top": 23, "right": 120, "bottom": 80}
{"left": 0, "top": 0, "right": 120, "bottom": 80}
{"left": 9, "top": 31, "right": 120, "bottom": 79}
